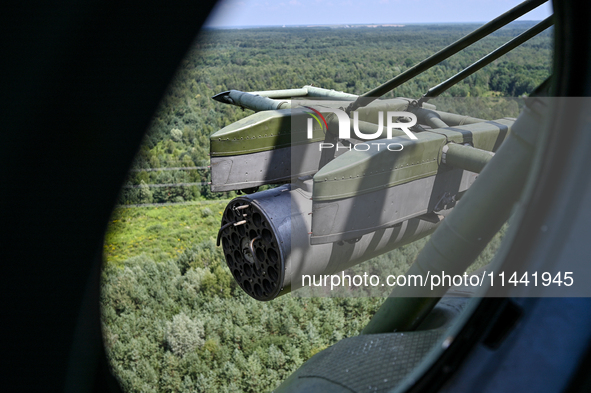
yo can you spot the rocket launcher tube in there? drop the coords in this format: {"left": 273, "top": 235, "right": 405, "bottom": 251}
{"left": 218, "top": 184, "right": 442, "bottom": 301}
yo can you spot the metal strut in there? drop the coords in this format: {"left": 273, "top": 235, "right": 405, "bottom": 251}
{"left": 418, "top": 16, "right": 554, "bottom": 105}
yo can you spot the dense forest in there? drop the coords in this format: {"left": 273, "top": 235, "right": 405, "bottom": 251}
{"left": 103, "top": 23, "right": 551, "bottom": 392}
{"left": 102, "top": 204, "right": 503, "bottom": 392}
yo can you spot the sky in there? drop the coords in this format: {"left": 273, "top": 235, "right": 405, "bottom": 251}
{"left": 205, "top": 0, "right": 552, "bottom": 28}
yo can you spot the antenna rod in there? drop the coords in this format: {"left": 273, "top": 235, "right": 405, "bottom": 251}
{"left": 419, "top": 15, "right": 554, "bottom": 104}
{"left": 346, "top": 0, "right": 548, "bottom": 113}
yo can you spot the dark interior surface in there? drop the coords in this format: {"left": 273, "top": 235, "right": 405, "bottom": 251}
{"left": 1, "top": 1, "right": 218, "bottom": 390}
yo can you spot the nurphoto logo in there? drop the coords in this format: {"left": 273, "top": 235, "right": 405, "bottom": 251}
{"left": 304, "top": 106, "right": 417, "bottom": 151}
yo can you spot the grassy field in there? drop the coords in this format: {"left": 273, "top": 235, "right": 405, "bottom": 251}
{"left": 104, "top": 201, "right": 229, "bottom": 265}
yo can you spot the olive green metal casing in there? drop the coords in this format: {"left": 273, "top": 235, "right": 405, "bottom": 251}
{"left": 309, "top": 119, "right": 512, "bottom": 244}
{"left": 312, "top": 118, "right": 511, "bottom": 201}
{"left": 209, "top": 97, "right": 419, "bottom": 192}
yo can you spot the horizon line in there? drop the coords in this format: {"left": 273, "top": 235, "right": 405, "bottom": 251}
{"left": 203, "top": 20, "right": 545, "bottom": 30}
